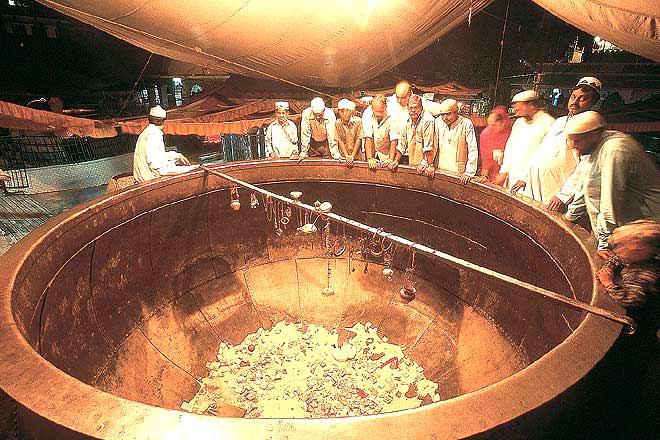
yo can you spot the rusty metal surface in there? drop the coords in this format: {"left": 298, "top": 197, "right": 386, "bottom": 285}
{"left": 0, "top": 160, "right": 623, "bottom": 439}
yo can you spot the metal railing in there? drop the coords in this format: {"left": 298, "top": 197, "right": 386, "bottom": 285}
{"left": 219, "top": 130, "right": 266, "bottom": 162}
{"left": 0, "top": 134, "right": 138, "bottom": 170}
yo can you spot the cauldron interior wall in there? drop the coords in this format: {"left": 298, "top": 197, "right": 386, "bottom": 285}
{"left": 1, "top": 162, "right": 619, "bottom": 440}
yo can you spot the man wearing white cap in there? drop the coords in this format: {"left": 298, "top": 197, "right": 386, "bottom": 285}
{"left": 133, "top": 105, "right": 192, "bottom": 183}
{"left": 510, "top": 77, "right": 602, "bottom": 207}
{"left": 494, "top": 90, "right": 554, "bottom": 189}
{"left": 392, "top": 95, "right": 436, "bottom": 176}
{"left": 435, "top": 98, "right": 478, "bottom": 184}
{"left": 265, "top": 101, "right": 299, "bottom": 159}
{"left": 335, "top": 99, "right": 363, "bottom": 167}
{"left": 563, "top": 111, "right": 660, "bottom": 251}
{"left": 362, "top": 94, "right": 400, "bottom": 170}
{"left": 300, "top": 97, "right": 341, "bottom": 160}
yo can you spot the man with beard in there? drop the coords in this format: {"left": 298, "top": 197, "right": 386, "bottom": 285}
{"left": 564, "top": 111, "right": 660, "bottom": 251}
{"left": 510, "top": 77, "right": 602, "bottom": 208}
{"left": 391, "top": 95, "right": 436, "bottom": 176}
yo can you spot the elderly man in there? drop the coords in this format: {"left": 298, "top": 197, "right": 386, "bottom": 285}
{"left": 265, "top": 101, "right": 299, "bottom": 159}
{"left": 335, "top": 99, "right": 363, "bottom": 167}
{"left": 564, "top": 111, "right": 660, "bottom": 252}
{"left": 510, "top": 77, "right": 602, "bottom": 207}
{"left": 392, "top": 94, "right": 436, "bottom": 175}
{"left": 494, "top": 90, "right": 555, "bottom": 189}
{"left": 435, "top": 99, "right": 479, "bottom": 184}
{"left": 300, "top": 97, "right": 342, "bottom": 161}
{"left": 133, "top": 105, "right": 193, "bottom": 183}
{"left": 362, "top": 94, "right": 400, "bottom": 171}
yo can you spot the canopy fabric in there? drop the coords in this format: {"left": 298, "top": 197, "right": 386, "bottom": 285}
{"left": 532, "top": 0, "right": 660, "bottom": 62}
{"left": 0, "top": 100, "right": 117, "bottom": 138}
{"left": 35, "top": 0, "right": 492, "bottom": 88}
{"left": 356, "top": 81, "right": 485, "bottom": 97}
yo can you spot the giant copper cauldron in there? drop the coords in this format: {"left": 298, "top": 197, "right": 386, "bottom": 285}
{"left": 0, "top": 161, "right": 622, "bottom": 439}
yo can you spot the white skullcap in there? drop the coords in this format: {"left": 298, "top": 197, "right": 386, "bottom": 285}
{"left": 438, "top": 99, "right": 458, "bottom": 114}
{"left": 576, "top": 77, "right": 602, "bottom": 93}
{"left": 311, "top": 97, "right": 325, "bottom": 113}
{"left": 564, "top": 111, "right": 606, "bottom": 136}
{"left": 275, "top": 101, "right": 289, "bottom": 110}
{"left": 337, "top": 99, "right": 355, "bottom": 111}
{"left": 422, "top": 92, "right": 435, "bottom": 101}
{"left": 511, "top": 90, "right": 538, "bottom": 103}
{"left": 425, "top": 101, "right": 442, "bottom": 117}
{"left": 149, "top": 105, "right": 166, "bottom": 118}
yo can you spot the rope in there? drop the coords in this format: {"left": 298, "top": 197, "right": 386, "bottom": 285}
{"left": 116, "top": 52, "right": 153, "bottom": 118}
{"left": 493, "top": 0, "right": 510, "bottom": 105}
{"left": 201, "top": 165, "right": 636, "bottom": 334}
{"left": 38, "top": 0, "right": 334, "bottom": 99}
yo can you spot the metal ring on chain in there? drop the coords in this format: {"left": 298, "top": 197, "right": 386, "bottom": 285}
{"left": 333, "top": 238, "right": 346, "bottom": 257}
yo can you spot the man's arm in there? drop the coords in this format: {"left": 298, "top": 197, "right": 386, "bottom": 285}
{"left": 335, "top": 122, "right": 349, "bottom": 158}
{"left": 300, "top": 111, "right": 311, "bottom": 157}
{"left": 349, "top": 123, "right": 363, "bottom": 159}
{"left": 595, "top": 147, "right": 633, "bottom": 250}
{"left": 326, "top": 116, "right": 342, "bottom": 160}
{"left": 265, "top": 124, "right": 274, "bottom": 158}
{"left": 463, "top": 120, "right": 478, "bottom": 177}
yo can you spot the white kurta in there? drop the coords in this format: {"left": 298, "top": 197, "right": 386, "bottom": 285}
{"left": 435, "top": 115, "right": 478, "bottom": 176}
{"left": 566, "top": 130, "right": 660, "bottom": 250}
{"left": 499, "top": 110, "right": 555, "bottom": 189}
{"left": 133, "top": 124, "right": 191, "bottom": 183}
{"left": 522, "top": 116, "right": 580, "bottom": 204}
{"left": 265, "top": 119, "right": 299, "bottom": 158}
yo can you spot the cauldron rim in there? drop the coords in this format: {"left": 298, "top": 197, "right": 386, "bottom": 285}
{"left": 0, "top": 160, "right": 622, "bottom": 439}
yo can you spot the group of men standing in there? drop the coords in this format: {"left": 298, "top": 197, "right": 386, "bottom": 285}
{"left": 265, "top": 80, "right": 480, "bottom": 184}
{"left": 132, "top": 78, "right": 659, "bottom": 254}
{"left": 263, "top": 78, "right": 659, "bottom": 252}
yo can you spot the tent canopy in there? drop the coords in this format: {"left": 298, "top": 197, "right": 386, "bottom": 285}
{"left": 0, "top": 101, "right": 117, "bottom": 138}
{"left": 36, "top": 0, "right": 492, "bottom": 88}
{"left": 531, "top": 1, "right": 660, "bottom": 63}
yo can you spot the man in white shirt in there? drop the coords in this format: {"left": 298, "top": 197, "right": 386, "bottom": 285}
{"left": 335, "top": 99, "right": 363, "bottom": 167}
{"left": 362, "top": 94, "right": 400, "bottom": 171}
{"left": 265, "top": 101, "right": 299, "bottom": 159}
{"left": 564, "top": 111, "right": 660, "bottom": 251}
{"left": 392, "top": 94, "right": 436, "bottom": 176}
{"left": 435, "top": 99, "right": 479, "bottom": 184}
{"left": 510, "top": 77, "right": 602, "bottom": 207}
{"left": 133, "top": 105, "right": 193, "bottom": 183}
{"left": 494, "top": 90, "right": 555, "bottom": 189}
{"left": 299, "top": 97, "right": 342, "bottom": 160}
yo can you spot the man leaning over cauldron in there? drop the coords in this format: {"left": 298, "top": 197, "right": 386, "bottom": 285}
{"left": 133, "top": 105, "right": 194, "bottom": 183}
{"left": 563, "top": 111, "right": 660, "bottom": 253}
{"left": 299, "top": 97, "right": 343, "bottom": 161}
